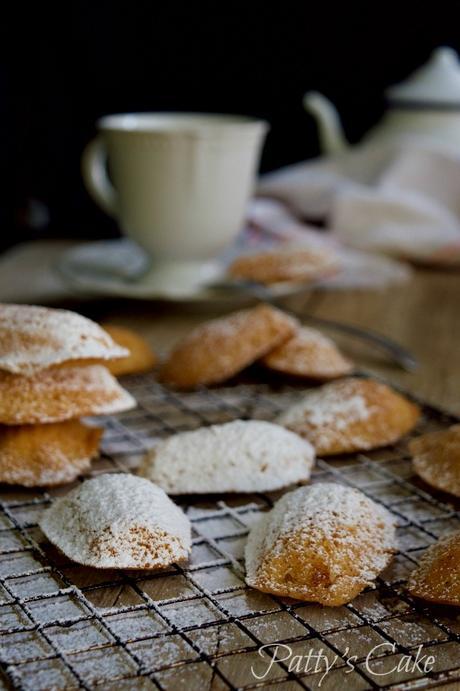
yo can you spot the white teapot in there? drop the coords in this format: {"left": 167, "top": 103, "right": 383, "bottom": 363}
{"left": 304, "top": 47, "right": 460, "bottom": 154}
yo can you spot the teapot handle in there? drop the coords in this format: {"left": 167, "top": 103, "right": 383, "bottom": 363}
{"left": 303, "top": 91, "right": 348, "bottom": 155}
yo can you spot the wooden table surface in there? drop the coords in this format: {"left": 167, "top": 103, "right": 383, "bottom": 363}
{"left": 99, "top": 267, "right": 460, "bottom": 416}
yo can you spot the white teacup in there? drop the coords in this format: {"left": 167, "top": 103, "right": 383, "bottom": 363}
{"left": 82, "top": 113, "right": 268, "bottom": 271}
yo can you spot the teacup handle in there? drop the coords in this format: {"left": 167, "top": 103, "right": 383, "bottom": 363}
{"left": 81, "top": 136, "right": 118, "bottom": 218}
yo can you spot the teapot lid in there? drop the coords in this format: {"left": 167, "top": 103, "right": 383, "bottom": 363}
{"left": 386, "top": 47, "right": 460, "bottom": 106}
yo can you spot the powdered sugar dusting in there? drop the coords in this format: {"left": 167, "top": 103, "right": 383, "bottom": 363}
{"left": 14, "top": 449, "right": 91, "bottom": 487}
{"left": 160, "top": 304, "right": 298, "bottom": 389}
{"left": 275, "top": 377, "right": 420, "bottom": 455}
{"left": 186, "top": 303, "right": 297, "bottom": 348}
{"left": 139, "top": 419, "right": 315, "bottom": 494}
{"left": 0, "top": 365, "right": 136, "bottom": 424}
{"left": 228, "top": 247, "right": 339, "bottom": 284}
{"left": 0, "top": 303, "right": 128, "bottom": 375}
{"left": 278, "top": 380, "right": 370, "bottom": 430}
{"left": 245, "top": 482, "right": 397, "bottom": 606}
{"left": 4, "top": 452, "right": 90, "bottom": 487}
{"left": 262, "top": 326, "right": 353, "bottom": 379}
{"left": 289, "top": 326, "right": 333, "bottom": 347}
{"left": 39, "top": 474, "right": 191, "bottom": 569}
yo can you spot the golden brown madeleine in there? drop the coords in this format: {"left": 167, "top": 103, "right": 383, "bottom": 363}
{"left": 100, "top": 324, "right": 157, "bottom": 376}
{"left": 0, "top": 303, "right": 128, "bottom": 375}
{"left": 408, "top": 532, "right": 460, "bottom": 606}
{"left": 245, "top": 483, "right": 397, "bottom": 606}
{"left": 0, "top": 420, "right": 102, "bottom": 487}
{"left": 39, "top": 475, "right": 191, "bottom": 569}
{"left": 160, "top": 304, "right": 298, "bottom": 389}
{"left": 277, "top": 377, "right": 420, "bottom": 455}
{"left": 410, "top": 424, "right": 460, "bottom": 497}
{"left": 0, "top": 365, "right": 136, "bottom": 425}
{"left": 261, "top": 326, "right": 353, "bottom": 380}
{"left": 227, "top": 248, "right": 339, "bottom": 285}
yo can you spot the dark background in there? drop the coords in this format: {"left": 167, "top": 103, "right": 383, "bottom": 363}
{"left": 4, "top": 1, "right": 460, "bottom": 250}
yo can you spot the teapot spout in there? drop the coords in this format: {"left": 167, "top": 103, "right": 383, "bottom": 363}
{"left": 303, "top": 91, "right": 349, "bottom": 155}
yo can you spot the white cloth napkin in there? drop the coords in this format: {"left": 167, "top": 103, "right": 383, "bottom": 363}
{"left": 258, "top": 136, "right": 460, "bottom": 265}
{"left": 245, "top": 199, "right": 411, "bottom": 289}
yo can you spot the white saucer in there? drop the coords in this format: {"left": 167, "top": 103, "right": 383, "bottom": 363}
{"left": 56, "top": 239, "right": 311, "bottom": 304}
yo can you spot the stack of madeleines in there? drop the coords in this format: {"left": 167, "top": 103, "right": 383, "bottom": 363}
{"left": 0, "top": 304, "right": 143, "bottom": 487}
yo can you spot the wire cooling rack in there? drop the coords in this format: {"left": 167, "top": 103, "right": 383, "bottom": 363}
{"left": 0, "top": 375, "right": 460, "bottom": 691}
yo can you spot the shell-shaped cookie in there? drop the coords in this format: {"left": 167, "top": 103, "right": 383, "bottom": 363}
{"left": 101, "top": 324, "right": 157, "bottom": 376}
{"left": 0, "top": 420, "right": 102, "bottom": 487}
{"left": 261, "top": 326, "right": 353, "bottom": 380}
{"left": 139, "top": 420, "right": 315, "bottom": 494}
{"left": 245, "top": 483, "right": 397, "bottom": 606}
{"left": 160, "top": 304, "right": 298, "bottom": 389}
{"left": 227, "top": 248, "right": 339, "bottom": 285}
{"left": 408, "top": 532, "right": 460, "bottom": 606}
{"left": 0, "top": 365, "right": 136, "bottom": 425}
{"left": 39, "top": 474, "right": 191, "bottom": 569}
{"left": 0, "top": 303, "right": 128, "bottom": 375}
{"left": 410, "top": 424, "right": 460, "bottom": 497}
{"left": 277, "top": 377, "right": 420, "bottom": 455}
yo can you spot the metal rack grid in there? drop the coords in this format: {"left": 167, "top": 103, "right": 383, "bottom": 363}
{"left": 0, "top": 375, "right": 460, "bottom": 690}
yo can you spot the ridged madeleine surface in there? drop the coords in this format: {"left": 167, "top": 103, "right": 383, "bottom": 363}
{"left": 0, "top": 303, "right": 128, "bottom": 375}
{"left": 262, "top": 326, "right": 353, "bottom": 380}
{"left": 0, "top": 420, "right": 102, "bottom": 486}
{"left": 410, "top": 425, "right": 460, "bottom": 497}
{"left": 277, "top": 378, "right": 420, "bottom": 455}
{"left": 0, "top": 365, "right": 136, "bottom": 425}
{"left": 408, "top": 532, "right": 460, "bottom": 606}
{"left": 39, "top": 475, "right": 191, "bottom": 569}
{"left": 160, "top": 304, "right": 298, "bottom": 389}
{"left": 245, "top": 483, "right": 397, "bottom": 606}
